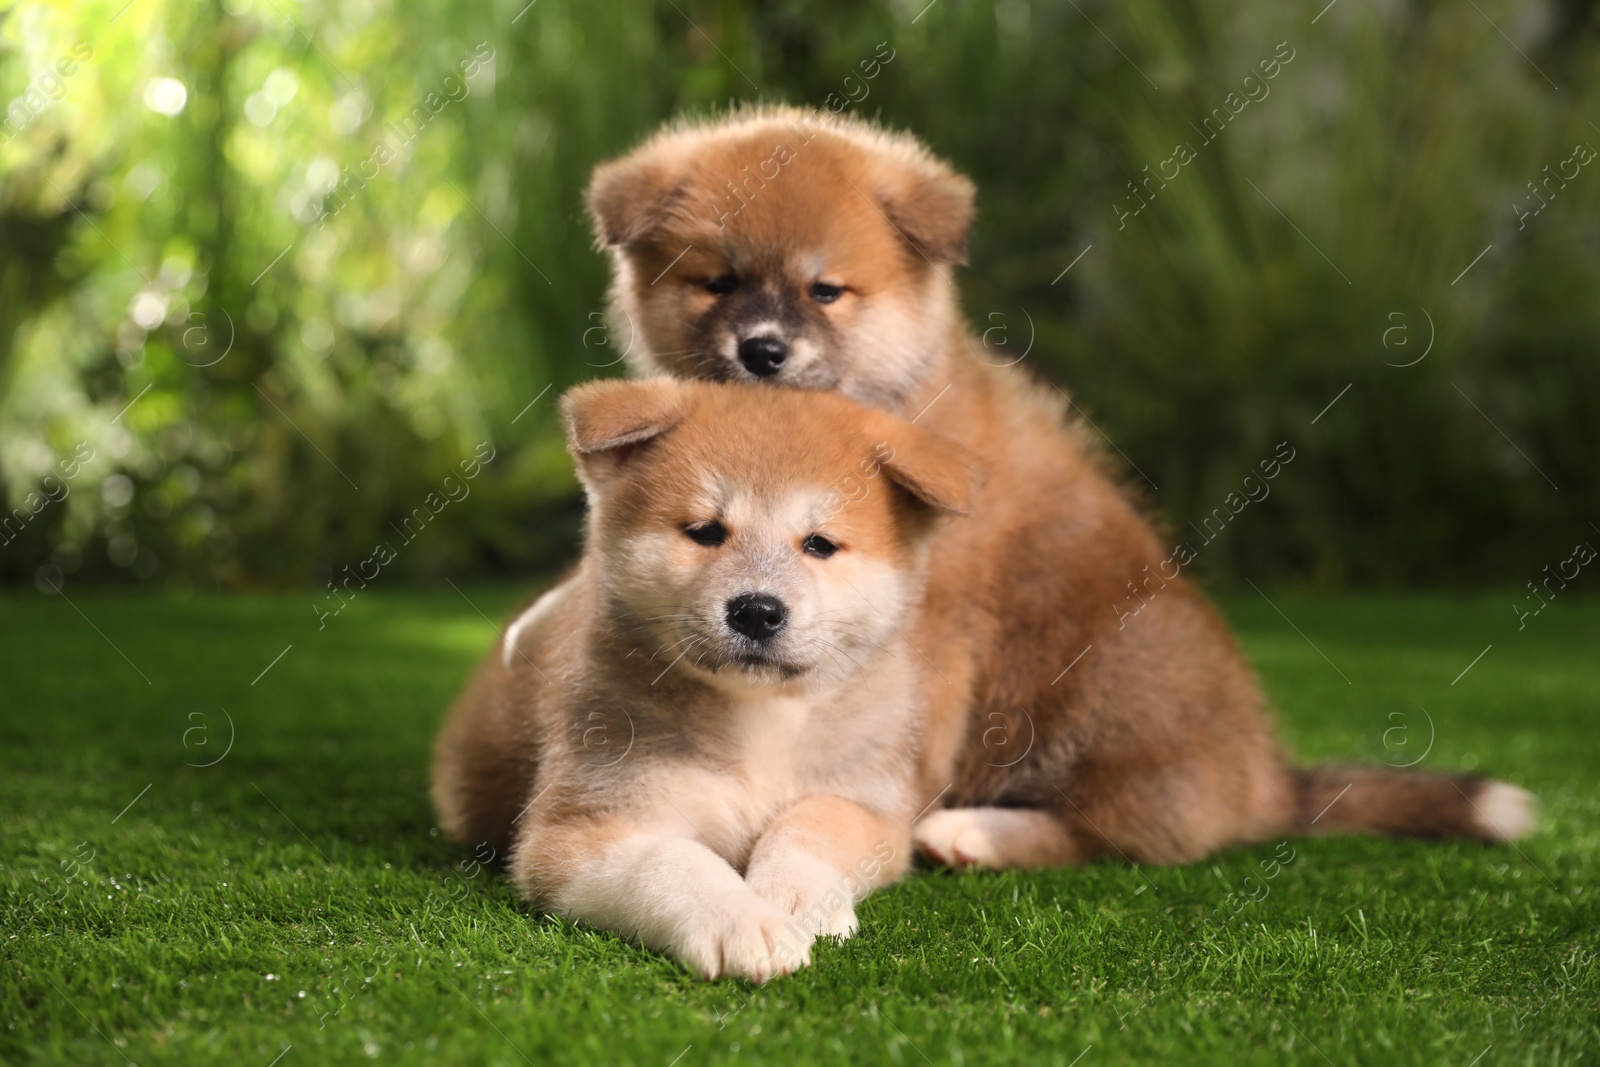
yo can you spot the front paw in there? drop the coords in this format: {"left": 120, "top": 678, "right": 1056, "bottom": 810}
{"left": 671, "top": 891, "right": 814, "bottom": 983}
{"left": 746, "top": 853, "right": 859, "bottom": 941}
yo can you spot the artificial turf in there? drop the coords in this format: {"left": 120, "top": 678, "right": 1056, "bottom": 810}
{"left": 2, "top": 586, "right": 1596, "bottom": 1066}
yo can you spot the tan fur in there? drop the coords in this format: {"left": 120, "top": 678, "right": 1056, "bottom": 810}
{"left": 434, "top": 379, "right": 970, "bottom": 979}
{"left": 434, "top": 107, "right": 1534, "bottom": 975}
{"left": 576, "top": 104, "right": 1532, "bottom": 862}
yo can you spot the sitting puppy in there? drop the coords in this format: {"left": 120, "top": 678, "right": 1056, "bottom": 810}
{"left": 436, "top": 107, "right": 1532, "bottom": 961}
{"left": 434, "top": 378, "right": 978, "bottom": 980}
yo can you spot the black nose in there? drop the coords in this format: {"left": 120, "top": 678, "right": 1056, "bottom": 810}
{"left": 725, "top": 593, "right": 788, "bottom": 641}
{"left": 737, "top": 335, "right": 788, "bottom": 377}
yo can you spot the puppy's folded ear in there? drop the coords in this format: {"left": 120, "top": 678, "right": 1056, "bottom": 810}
{"left": 587, "top": 150, "right": 682, "bottom": 248}
{"left": 877, "top": 150, "right": 977, "bottom": 266}
{"left": 869, "top": 415, "right": 984, "bottom": 521}
{"left": 561, "top": 378, "right": 685, "bottom": 488}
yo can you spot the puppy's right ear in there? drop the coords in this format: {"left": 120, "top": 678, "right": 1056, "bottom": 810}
{"left": 561, "top": 379, "right": 684, "bottom": 488}
{"left": 587, "top": 150, "right": 681, "bottom": 248}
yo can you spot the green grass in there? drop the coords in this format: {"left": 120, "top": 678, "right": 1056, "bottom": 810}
{"left": 3, "top": 587, "right": 1597, "bottom": 1066}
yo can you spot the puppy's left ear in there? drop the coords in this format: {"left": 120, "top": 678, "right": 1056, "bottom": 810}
{"left": 877, "top": 148, "right": 977, "bottom": 266}
{"left": 561, "top": 378, "right": 685, "bottom": 488}
{"left": 870, "top": 417, "right": 984, "bottom": 520}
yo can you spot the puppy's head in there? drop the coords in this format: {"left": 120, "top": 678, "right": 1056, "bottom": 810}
{"left": 587, "top": 106, "right": 976, "bottom": 408}
{"left": 562, "top": 378, "right": 979, "bottom": 692}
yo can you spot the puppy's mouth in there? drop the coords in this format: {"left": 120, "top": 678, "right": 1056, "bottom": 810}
{"left": 696, "top": 638, "right": 810, "bottom": 682}
{"left": 729, "top": 359, "right": 841, "bottom": 394}
{"left": 727, "top": 650, "right": 807, "bottom": 680}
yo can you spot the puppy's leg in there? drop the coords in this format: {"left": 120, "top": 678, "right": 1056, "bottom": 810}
{"left": 914, "top": 807, "right": 1082, "bottom": 870}
{"left": 744, "top": 796, "right": 912, "bottom": 940}
{"left": 513, "top": 815, "right": 813, "bottom": 982}
{"left": 432, "top": 652, "right": 538, "bottom": 855}
{"left": 433, "top": 575, "right": 581, "bottom": 854}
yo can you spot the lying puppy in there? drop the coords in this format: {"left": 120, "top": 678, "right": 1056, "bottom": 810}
{"left": 434, "top": 378, "right": 978, "bottom": 979}
{"left": 436, "top": 107, "right": 1531, "bottom": 946}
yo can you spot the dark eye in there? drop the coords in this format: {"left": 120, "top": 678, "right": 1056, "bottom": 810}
{"left": 685, "top": 521, "right": 728, "bottom": 547}
{"left": 705, "top": 274, "right": 739, "bottom": 296}
{"left": 810, "top": 282, "right": 844, "bottom": 304}
{"left": 802, "top": 534, "right": 839, "bottom": 559}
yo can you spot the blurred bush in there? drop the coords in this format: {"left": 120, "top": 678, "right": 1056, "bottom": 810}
{"left": 0, "top": 0, "right": 1596, "bottom": 588}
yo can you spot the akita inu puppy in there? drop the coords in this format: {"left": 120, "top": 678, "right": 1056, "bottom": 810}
{"left": 436, "top": 107, "right": 1532, "bottom": 970}
{"left": 434, "top": 378, "right": 978, "bottom": 979}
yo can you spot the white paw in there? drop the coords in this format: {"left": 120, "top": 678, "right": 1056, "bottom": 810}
{"left": 1473, "top": 781, "right": 1536, "bottom": 842}
{"left": 914, "top": 809, "right": 1001, "bottom": 869}
{"left": 746, "top": 853, "right": 860, "bottom": 941}
{"left": 671, "top": 890, "right": 814, "bottom": 983}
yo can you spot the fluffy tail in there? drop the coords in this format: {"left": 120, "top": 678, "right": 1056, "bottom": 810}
{"left": 1296, "top": 766, "right": 1534, "bottom": 843}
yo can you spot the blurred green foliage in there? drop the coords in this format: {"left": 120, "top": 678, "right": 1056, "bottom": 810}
{"left": 1, "top": 0, "right": 1596, "bottom": 588}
